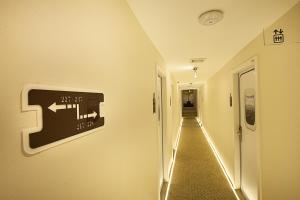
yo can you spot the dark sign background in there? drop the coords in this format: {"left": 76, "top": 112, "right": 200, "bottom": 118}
{"left": 28, "top": 89, "right": 104, "bottom": 149}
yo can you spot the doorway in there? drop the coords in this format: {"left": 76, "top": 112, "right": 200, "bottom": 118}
{"left": 181, "top": 89, "right": 197, "bottom": 117}
{"left": 239, "top": 68, "right": 257, "bottom": 200}
{"left": 233, "top": 57, "right": 260, "bottom": 200}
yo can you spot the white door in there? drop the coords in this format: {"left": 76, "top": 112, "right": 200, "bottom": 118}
{"left": 239, "top": 69, "right": 257, "bottom": 200}
{"left": 157, "top": 76, "right": 164, "bottom": 188}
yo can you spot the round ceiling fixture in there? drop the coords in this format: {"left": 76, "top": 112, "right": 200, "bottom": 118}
{"left": 198, "top": 10, "right": 224, "bottom": 26}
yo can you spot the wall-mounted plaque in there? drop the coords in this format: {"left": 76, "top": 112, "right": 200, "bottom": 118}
{"left": 22, "top": 85, "right": 104, "bottom": 154}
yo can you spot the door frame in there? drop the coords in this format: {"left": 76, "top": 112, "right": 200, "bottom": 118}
{"left": 156, "top": 65, "right": 168, "bottom": 190}
{"left": 157, "top": 75, "right": 164, "bottom": 189}
{"left": 181, "top": 89, "right": 198, "bottom": 117}
{"left": 231, "top": 57, "right": 262, "bottom": 200}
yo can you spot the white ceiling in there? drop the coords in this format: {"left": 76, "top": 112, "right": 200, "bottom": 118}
{"left": 127, "top": 0, "right": 299, "bottom": 83}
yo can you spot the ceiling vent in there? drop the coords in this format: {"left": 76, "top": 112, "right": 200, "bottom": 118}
{"left": 191, "top": 58, "right": 206, "bottom": 63}
{"left": 198, "top": 10, "right": 224, "bottom": 26}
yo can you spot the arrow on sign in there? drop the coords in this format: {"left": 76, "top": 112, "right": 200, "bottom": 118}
{"left": 48, "top": 102, "right": 66, "bottom": 112}
{"left": 88, "top": 111, "right": 98, "bottom": 119}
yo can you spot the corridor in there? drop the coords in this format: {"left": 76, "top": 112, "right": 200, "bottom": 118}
{"left": 0, "top": 1, "right": 300, "bottom": 200}
{"left": 168, "top": 118, "right": 237, "bottom": 200}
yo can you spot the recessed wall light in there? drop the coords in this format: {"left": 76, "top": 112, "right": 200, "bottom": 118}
{"left": 198, "top": 10, "right": 224, "bottom": 26}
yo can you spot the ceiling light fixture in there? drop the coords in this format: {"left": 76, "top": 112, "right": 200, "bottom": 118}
{"left": 198, "top": 10, "right": 224, "bottom": 26}
{"left": 193, "top": 67, "right": 198, "bottom": 78}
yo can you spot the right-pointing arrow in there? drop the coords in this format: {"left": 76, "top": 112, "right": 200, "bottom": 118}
{"left": 87, "top": 111, "right": 98, "bottom": 119}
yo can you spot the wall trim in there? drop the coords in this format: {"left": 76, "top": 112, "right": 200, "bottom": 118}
{"left": 167, "top": 158, "right": 174, "bottom": 179}
{"left": 168, "top": 118, "right": 183, "bottom": 178}
{"left": 164, "top": 118, "right": 183, "bottom": 200}
{"left": 174, "top": 118, "right": 183, "bottom": 150}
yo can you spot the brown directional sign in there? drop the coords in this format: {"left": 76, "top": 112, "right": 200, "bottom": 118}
{"left": 22, "top": 86, "right": 104, "bottom": 154}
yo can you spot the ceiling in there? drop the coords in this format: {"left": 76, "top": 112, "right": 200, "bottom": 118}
{"left": 127, "top": 0, "right": 299, "bottom": 84}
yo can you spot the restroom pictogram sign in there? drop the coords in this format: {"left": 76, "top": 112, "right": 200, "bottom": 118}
{"left": 22, "top": 85, "right": 104, "bottom": 154}
{"left": 273, "top": 29, "right": 284, "bottom": 43}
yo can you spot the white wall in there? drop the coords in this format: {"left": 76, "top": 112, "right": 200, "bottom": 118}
{"left": 199, "top": 3, "right": 300, "bottom": 199}
{"left": 0, "top": 1, "right": 165, "bottom": 200}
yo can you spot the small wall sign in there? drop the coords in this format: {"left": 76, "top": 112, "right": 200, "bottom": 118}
{"left": 22, "top": 85, "right": 104, "bottom": 154}
{"left": 273, "top": 29, "right": 284, "bottom": 43}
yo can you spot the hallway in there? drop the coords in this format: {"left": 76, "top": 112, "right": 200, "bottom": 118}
{"left": 168, "top": 118, "right": 237, "bottom": 200}
{"left": 0, "top": 1, "right": 300, "bottom": 200}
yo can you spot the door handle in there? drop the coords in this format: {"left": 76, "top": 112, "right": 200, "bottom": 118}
{"left": 237, "top": 125, "right": 242, "bottom": 142}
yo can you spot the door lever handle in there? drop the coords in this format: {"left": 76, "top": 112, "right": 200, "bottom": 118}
{"left": 237, "top": 125, "right": 242, "bottom": 142}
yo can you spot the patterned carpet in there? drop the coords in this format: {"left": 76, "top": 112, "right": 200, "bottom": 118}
{"left": 167, "top": 118, "right": 237, "bottom": 200}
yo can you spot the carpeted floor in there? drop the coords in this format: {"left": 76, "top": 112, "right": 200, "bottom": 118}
{"left": 167, "top": 118, "right": 237, "bottom": 200}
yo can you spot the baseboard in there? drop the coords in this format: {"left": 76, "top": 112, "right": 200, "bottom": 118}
{"left": 167, "top": 157, "right": 174, "bottom": 179}
{"left": 160, "top": 181, "right": 168, "bottom": 200}
{"left": 168, "top": 118, "right": 183, "bottom": 179}
{"left": 164, "top": 118, "right": 183, "bottom": 200}
{"left": 174, "top": 118, "right": 183, "bottom": 150}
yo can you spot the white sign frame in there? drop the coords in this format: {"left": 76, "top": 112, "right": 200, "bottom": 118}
{"left": 22, "top": 84, "right": 105, "bottom": 155}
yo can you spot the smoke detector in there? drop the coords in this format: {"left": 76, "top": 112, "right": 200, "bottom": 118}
{"left": 198, "top": 10, "right": 224, "bottom": 26}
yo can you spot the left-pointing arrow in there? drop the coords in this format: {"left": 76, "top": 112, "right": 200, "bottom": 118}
{"left": 48, "top": 102, "right": 66, "bottom": 113}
